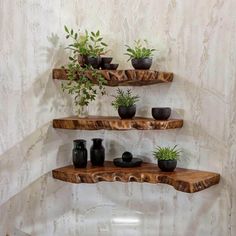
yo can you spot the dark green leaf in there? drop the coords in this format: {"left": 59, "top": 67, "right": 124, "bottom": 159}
{"left": 64, "top": 25, "right": 69, "bottom": 33}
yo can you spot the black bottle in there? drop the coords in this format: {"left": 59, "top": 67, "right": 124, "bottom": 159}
{"left": 90, "top": 138, "right": 105, "bottom": 166}
{"left": 73, "top": 139, "right": 87, "bottom": 168}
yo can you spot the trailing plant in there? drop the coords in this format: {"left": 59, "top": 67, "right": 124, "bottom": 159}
{"left": 61, "top": 62, "right": 107, "bottom": 112}
{"left": 111, "top": 88, "right": 140, "bottom": 110}
{"left": 64, "top": 25, "right": 108, "bottom": 57}
{"left": 125, "top": 39, "right": 156, "bottom": 61}
{"left": 153, "top": 145, "right": 181, "bottom": 161}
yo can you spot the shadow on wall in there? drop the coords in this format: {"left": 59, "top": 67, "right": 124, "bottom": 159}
{"left": 0, "top": 33, "right": 73, "bottom": 206}
{"left": 34, "top": 33, "right": 73, "bottom": 121}
{"left": 1, "top": 173, "right": 74, "bottom": 236}
{"left": 0, "top": 121, "right": 74, "bottom": 207}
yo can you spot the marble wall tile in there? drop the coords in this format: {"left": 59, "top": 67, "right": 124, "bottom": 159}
{"left": 0, "top": 0, "right": 236, "bottom": 235}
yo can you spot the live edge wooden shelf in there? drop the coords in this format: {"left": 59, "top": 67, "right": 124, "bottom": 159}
{"left": 52, "top": 68, "right": 173, "bottom": 86}
{"left": 53, "top": 116, "right": 184, "bottom": 130}
{"left": 52, "top": 161, "right": 220, "bottom": 193}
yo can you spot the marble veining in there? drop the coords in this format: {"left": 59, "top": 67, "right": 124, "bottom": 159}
{"left": 0, "top": 0, "right": 235, "bottom": 235}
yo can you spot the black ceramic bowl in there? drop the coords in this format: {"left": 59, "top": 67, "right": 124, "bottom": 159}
{"left": 118, "top": 105, "right": 136, "bottom": 119}
{"left": 152, "top": 107, "right": 171, "bottom": 120}
{"left": 131, "top": 58, "right": 152, "bottom": 70}
{"left": 84, "top": 56, "right": 101, "bottom": 69}
{"left": 101, "top": 57, "right": 113, "bottom": 65}
{"left": 103, "top": 63, "right": 119, "bottom": 70}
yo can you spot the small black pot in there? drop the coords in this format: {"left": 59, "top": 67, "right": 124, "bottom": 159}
{"left": 84, "top": 56, "right": 101, "bottom": 69}
{"left": 158, "top": 160, "right": 177, "bottom": 172}
{"left": 103, "top": 63, "right": 119, "bottom": 70}
{"left": 90, "top": 138, "right": 105, "bottom": 166}
{"left": 72, "top": 139, "right": 88, "bottom": 168}
{"left": 152, "top": 107, "right": 171, "bottom": 120}
{"left": 131, "top": 58, "right": 152, "bottom": 70}
{"left": 118, "top": 105, "right": 136, "bottom": 119}
{"left": 101, "top": 57, "right": 113, "bottom": 69}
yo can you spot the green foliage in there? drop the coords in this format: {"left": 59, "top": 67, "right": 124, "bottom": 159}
{"left": 62, "top": 26, "right": 108, "bottom": 112}
{"left": 88, "top": 30, "right": 108, "bottom": 56}
{"left": 64, "top": 25, "right": 108, "bottom": 57}
{"left": 111, "top": 89, "right": 140, "bottom": 110}
{"left": 125, "top": 39, "right": 156, "bottom": 61}
{"left": 61, "top": 63, "right": 107, "bottom": 110}
{"left": 153, "top": 145, "right": 181, "bottom": 161}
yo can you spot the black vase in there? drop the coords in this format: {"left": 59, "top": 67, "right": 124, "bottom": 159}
{"left": 118, "top": 105, "right": 136, "bottom": 119}
{"left": 84, "top": 56, "right": 101, "bottom": 69}
{"left": 131, "top": 58, "right": 152, "bottom": 70}
{"left": 90, "top": 138, "right": 105, "bottom": 166}
{"left": 158, "top": 160, "right": 177, "bottom": 172}
{"left": 73, "top": 139, "right": 88, "bottom": 168}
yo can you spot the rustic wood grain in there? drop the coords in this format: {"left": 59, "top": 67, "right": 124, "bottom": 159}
{"left": 52, "top": 68, "right": 173, "bottom": 86}
{"left": 52, "top": 116, "right": 184, "bottom": 130}
{"left": 52, "top": 161, "right": 220, "bottom": 193}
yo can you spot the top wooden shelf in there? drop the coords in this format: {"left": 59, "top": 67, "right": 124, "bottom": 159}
{"left": 52, "top": 69, "right": 173, "bottom": 86}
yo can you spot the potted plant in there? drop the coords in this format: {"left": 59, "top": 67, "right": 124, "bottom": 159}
{"left": 64, "top": 26, "right": 89, "bottom": 67}
{"left": 111, "top": 89, "right": 139, "bottom": 119}
{"left": 61, "top": 62, "right": 107, "bottom": 117}
{"left": 64, "top": 26, "right": 108, "bottom": 69}
{"left": 153, "top": 145, "right": 181, "bottom": 172}
{"left": 125, "top": 39, "right": 156, "bottom": 70}
{"left": 85, "top": 30, "right": 108, "bottom": 69}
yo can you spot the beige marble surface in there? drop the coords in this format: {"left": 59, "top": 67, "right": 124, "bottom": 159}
{"left": 0, "top": 0, "right": 235, "bottom": 235}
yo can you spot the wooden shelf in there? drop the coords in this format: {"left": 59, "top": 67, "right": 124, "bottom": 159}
{"left": 52, "top": 116, "right": 184, "bottom": 130}
{"left": 52, "top": 68, "right": 173, "bottom": 86}
{"left": 52, "top": 161, "right": 220, "bottom": 193}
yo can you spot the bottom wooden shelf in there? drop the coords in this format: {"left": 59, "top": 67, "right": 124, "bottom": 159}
{"left": 52, "top": 161, "right": 220, "bottom": 193}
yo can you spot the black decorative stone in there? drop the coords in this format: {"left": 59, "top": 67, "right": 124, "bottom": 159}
{"left": 113, "top": 158, "right": 143, "bottom": 167}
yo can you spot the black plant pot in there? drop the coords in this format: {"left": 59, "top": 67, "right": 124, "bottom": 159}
{"left": 72, "top": 139, "right": 88, "bottom": 168}
{"left": 152, "top": 107, "right": 171, "bottom": 120}
{"left": 118, "top": 105, "right": 136, "bottom": 119}
{"left": 84, "top": 56, "right": 101, "bottom": 69}
{"left": 90, "top": 138, "right": 105, "bottom": 166}
{"left": 158, "top": 160, "right": 177, "bottom": 172}
{"left": 131, "top": 58, "right": 152, "bottom": 70}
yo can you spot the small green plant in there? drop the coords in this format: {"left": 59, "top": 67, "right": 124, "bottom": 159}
{"left": 125, "top": 39, "right": 156, "bottom": 61}
{"left": 111, "top": 88, "right": 140, "bottom": 110}
{"left": 64, "top": 26, "right": 108, "bottom": 57}
{"left": 153, "top": 145, "right": 181, "bottom": 161}
{"left": 87, "top": 30, "right": 108, "bottom": 56}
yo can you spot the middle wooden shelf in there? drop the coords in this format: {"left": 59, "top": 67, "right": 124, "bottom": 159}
{"left": 52, "top": 116, "right": 184, "bottom": 130}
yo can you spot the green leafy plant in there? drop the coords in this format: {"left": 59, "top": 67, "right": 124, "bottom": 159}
{"left": 64, "top": 25, "right": 89, "bottom": 57}
{"left": 61, "top": 63, "right": 107, "bottom": 114}
{"left": 125, "top": 39, "right": 156, "bottom": 61}
{"left": 111, "top": 89, "right": 140, "bottom": 110}
{"left": 61, "top": 26, "right": 108, "bottom": 115}
{"left": 153, "top": 145, "right": 181, "bottom": 161}
{"left": 87, "top": 30, "right": 108, "bottom": 56}
{"left": 64, "top": 26, "right": 108, "bottom": 57}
